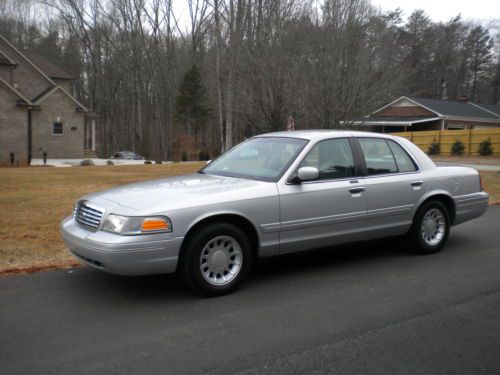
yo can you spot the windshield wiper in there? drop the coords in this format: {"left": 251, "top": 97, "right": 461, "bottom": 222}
{"left": 197, "top": 170, "right": 205, "bottom": 174}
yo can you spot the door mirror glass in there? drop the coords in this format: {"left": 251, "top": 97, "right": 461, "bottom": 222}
{"left": 297, "top": 166, "right": 319, "bottom": 181}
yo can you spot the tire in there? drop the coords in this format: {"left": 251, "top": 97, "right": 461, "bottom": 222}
{"left": 408, "top": 200, "right": 450, "bottom": 254}
{"left": 179, "top": 223, "right": 253, "bottom": 296}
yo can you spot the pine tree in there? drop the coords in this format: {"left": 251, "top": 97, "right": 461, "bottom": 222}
{"left": 174, "top": 65, "right": 210, "bottom": 153}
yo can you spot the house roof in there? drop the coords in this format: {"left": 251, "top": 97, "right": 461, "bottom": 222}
{"left": 473, "top": 103, "right": 500, "bottom": 117}
{"left": 0, "top": 76, "right": 33, "bottom": 105}
{"left": 349, "top": 116, "right": 441, "bottom": 126}
{"left": 21, "top": 50, "right": 74, "bottom": 80}
{"left": 0, "top": 35, "right": 56, "bottom": 87}
{"left": 406, "top": 96, "right": 500, "bottom": 120}
{"left": 0, "top": 51, "right": 16, "bottom": 66}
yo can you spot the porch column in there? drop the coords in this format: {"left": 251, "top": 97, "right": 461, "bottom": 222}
{"left": 91, "top": 119, "right": 96, "bottom": 151}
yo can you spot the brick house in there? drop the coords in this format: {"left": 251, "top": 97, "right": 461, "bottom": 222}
{"left": 0, "top": 34, "right": 97, "bottom": 166}
{"left": 349, "top": 96, "right": 500, "bottom": 133}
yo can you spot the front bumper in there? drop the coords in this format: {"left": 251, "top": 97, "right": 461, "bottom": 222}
{"left": 61, "top": 217, "right": 183, "bottom": 275}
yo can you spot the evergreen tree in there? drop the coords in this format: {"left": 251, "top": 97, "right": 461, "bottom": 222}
{"left": 174, "top": 65, "right": 210, "bottom": 151}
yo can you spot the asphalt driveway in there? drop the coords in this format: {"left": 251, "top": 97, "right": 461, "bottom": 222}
{"left": 1, "top": 206, "right": 500, "bottom": 374}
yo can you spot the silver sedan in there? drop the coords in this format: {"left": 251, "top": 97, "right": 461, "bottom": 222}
{"left": 61, "top": 131, "right": 489, "bottom": 295}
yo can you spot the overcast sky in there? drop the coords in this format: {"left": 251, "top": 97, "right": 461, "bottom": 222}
{"left": 171, "top": 0, "right": 500, "bottom": 31}
{"left": 370, "top": 0, "right": 500, "bottom": 22}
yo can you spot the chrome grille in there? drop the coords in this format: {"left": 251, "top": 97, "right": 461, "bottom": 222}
{"left": 74, "top": 201, "right": 104, "bottom": 230}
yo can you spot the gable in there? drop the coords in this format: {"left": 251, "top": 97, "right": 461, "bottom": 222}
{"left": 37, "top": 87, "right": 87, "bottom": 114}
{"left": 0, "top": 77, "right": 33, "bottom": 106}
{"left": 375, "top": 98, "right": 436, "bottom": 117}
{"left": 0, "top": 86, "right": 28, "bottom": 121}
{"left": 34, "top": 85, "right": 88, "bottom": 112}
{"left": 0, "top": 36, "right": 54, "bottom": 100}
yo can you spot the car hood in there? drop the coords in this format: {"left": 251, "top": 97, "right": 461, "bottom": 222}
{"left": 84, "top": 173, "right": 272, "bottom": 212}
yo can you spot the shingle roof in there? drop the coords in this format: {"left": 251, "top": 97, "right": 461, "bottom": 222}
{"left": 22, "top": 50, "right": 74, "bottom": 80}
{"left": 407, "top": 96, "right": 499, "bottom": 119}
{"left": 474, "top": 103, "right": 500, "bottom": 117}
{"left": 0, "top": 51, "right": 16, "bottom": 65}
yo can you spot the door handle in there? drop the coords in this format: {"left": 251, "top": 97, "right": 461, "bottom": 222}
{"left": 411, "top": 181, "right": 423, "bottom": 187}
{"left": 349, "top": 187, "right": 366, "bottom": 194}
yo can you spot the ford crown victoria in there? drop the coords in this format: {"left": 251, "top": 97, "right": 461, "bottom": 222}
{"left": 61, "top": 131, "right": 489, "bottom": 295}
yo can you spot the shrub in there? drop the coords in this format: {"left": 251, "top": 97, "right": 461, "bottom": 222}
{"left": 144, "top": 160, "right": 153, "bottom": 164}
{"left": 42, "top": 151, "right": 48, "bottom": 165}
{"left": 106, "top": 160, "right": 114, "bottom": 165}
{"left": 181, "top": 151, "right": 188, "bottom": 162}
{"left": 451, "top": 139, "right": 465, "bottom": 155}
{"left": 80, "top": 159, "right": 94, "bottom": 166}
{"left": 478, "top": 138, "right": 493, "bottom": 156}
{"left": 427, "top": 140, "right": 440, "bottom": 155}
{"left": 198, "top": 150, "right": 211, "bottom": 161}
{"left": 155, "top": 160, "right": 162, "bottom": 164}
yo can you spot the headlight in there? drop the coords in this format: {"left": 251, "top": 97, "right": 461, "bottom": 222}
{"left": 102, "top": 214, "right": 172, "bottom": 235}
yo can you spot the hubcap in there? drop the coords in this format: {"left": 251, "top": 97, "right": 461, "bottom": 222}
{"left": 199, "top": 235, "right": 243, "bottom": 286}
{"left": 421, "top": 208, "right": 446, "bottom": 246}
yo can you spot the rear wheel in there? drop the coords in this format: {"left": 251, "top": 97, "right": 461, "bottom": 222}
{"left": 179, "top": 223, "right": 253, "bottom": 296}
{"left": 408, "top": 200, "right": 450, "bottom": 254}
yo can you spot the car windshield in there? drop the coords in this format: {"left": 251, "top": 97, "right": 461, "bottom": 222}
{"left": 203, "top": 137, "right": 308, "bottom": 182}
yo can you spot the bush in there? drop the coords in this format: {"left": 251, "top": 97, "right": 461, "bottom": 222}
{"left": 144, "top": 160, "right": 153, "bottom": 164}
{"left": 106, "top": 160, "right": 114, "bottom": 165}
{"left": 155, "top": 160, "right": 162, "bottom": 164}
{"left": 198, "top": 150, "right": 211, "bottom": 161}
{"left": 80, "top": 159, "right": 94, "bottom": 166}
{"left": 427, "top": 140, "right": 440, "bottom": 155}
{"left": 451, "top": 139, "right": 465, "bottom": 155}
{"left": 478, "top": 138, "right": 493, "bottom": 156}
{"left": 42, "top": 151, "right": 48, "bottom": 165}
{"left": 181, "top": 151, "right": 188, "bottom": 162}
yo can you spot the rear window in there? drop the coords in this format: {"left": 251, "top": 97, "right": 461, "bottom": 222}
{"left": 358, "top": 138, "right": 398, "bottom": 175}
{"left": 387, "top": 140, "right": 417, "bottom": 172}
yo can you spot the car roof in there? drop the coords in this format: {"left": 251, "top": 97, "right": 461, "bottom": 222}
{"left": 256, "top": 130, "right": 394, "bottom": 141}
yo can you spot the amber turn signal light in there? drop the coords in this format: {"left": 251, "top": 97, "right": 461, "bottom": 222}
{"left": 141, "top": 218, "right": 170, "bottom": 232}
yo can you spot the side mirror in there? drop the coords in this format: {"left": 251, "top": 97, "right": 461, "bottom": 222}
{"left": 296, "top": 166, "right": 319, "bottom": 182}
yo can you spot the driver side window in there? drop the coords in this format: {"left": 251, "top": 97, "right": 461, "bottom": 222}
{"left": 300, "top": 138, "right": 355, "bottom": 180}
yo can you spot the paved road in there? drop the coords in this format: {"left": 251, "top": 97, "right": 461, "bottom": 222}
{"left": 1, "top": 207, "right": 500, "bottom": 375}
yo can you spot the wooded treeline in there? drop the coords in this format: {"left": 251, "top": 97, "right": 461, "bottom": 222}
{"left": 1, "top": 0, "right": 499, "bottom": 160}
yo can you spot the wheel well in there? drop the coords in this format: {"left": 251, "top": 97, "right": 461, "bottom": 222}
{"left": 181, "top": 214, "right": 260, "bottom": 259}
{"left": 420, "top": 194, "right": 456, "bottom": 224}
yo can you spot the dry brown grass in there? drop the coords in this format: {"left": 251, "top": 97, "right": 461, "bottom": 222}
{"left": 0, "top": 162, "right": 203, "bottom": 275}
{"left": 431, "top": 155, "right": 500, "bottom": 166}
{"left": 482, "top": 171, "right": 500, "bottom": 205}
{"left": 0, "top": 163, "right": 498, "bottom": 276}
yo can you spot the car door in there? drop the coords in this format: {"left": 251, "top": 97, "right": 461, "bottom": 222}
{"left": 355, "top": 137, "right": 426, "bottom": 237}
{"left": 277, "top": 137, "right": 368, "bottom": 254}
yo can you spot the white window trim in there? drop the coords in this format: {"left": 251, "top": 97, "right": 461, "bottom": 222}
{"left": 53, "top": 122, "right": 64, "bottom": 136}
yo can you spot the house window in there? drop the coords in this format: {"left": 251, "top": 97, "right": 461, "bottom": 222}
{"left": 53, "top": 122, "right": 64, "bottom": 135}
{"left": 447, "top": 124, "right": 465, "bottom": 130}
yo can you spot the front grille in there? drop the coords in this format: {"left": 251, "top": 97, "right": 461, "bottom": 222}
{"left": 74, "top": 201, "right": 104, "bottom": 230}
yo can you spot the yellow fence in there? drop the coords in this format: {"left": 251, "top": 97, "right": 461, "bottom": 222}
{"left": 391, "top": 129, "right": 500, "bottom": 156}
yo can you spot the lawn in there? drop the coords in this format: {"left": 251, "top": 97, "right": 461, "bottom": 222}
{"left": 0, "top": 163, "right": 203, "bottom": 275}
{"left": 0, "top": 163, "right": 498, "bottom": 276}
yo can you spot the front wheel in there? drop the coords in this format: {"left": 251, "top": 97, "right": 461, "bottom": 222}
{"left": 179, "top": 223, "right": 253, "bottom": 296}
{"left": 408, "top": 201, "right": 450, "bottom": 254}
